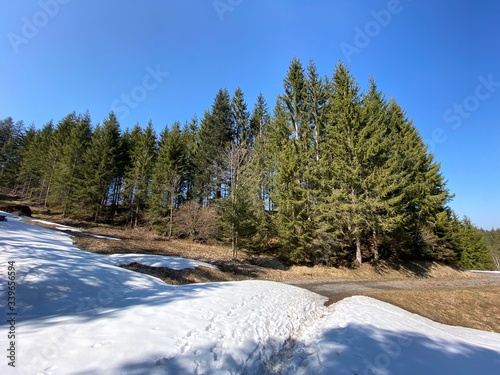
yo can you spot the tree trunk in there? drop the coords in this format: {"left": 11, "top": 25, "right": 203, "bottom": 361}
{"left": 372, "top": 228, "right": 379, "bottom": 261}
{"left": 169, "top": 192, "right": 174, "bottom": 238}
{"left": 355, "top": 235, "right": 362, "bottom": 266}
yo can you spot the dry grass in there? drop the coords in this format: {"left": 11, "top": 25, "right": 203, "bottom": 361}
{"left": 366, "top": 288, "right": 500, "bottom": 333}
{"left": 22, "top": 215, "right": 474, "bottom": 283}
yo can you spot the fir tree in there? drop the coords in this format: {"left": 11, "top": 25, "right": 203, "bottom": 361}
{"left": 457, "top": 217, "right": 495, "bottom": 270}
{"left": 148, "top": 122, "right": 188, "bottom": 236}
{"left": 80, "top": 112, "right": 121, "bottom": 221}
{"left": 321, "top": 62, "right": 365, "bottom": 265}
{"left": 249, "top": 93, "right": 271, "bottom": 145}
{"left": 270, "top": 57, "right": 317, "bottom": 263}
{"left": 196, "top": 89, "right": 234, "bottom": 202}
{"left": 0, "top": 117, "right": 25, "bottom": 188}
{"left": 122, "top": 121, "right": 157, "bottom": 227}
{"left": 231, "top": 87, "right": 250, "bottom": 146}
{"left": 47, "top": 112, "right": 91, "bottom": 216}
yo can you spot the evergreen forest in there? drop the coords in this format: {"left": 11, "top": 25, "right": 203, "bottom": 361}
{"left": 1, "top": 59, "right": 497, "bottom": 269}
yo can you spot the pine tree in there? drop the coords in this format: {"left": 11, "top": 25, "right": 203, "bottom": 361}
{"left": 17, "top": 121, "right": 55, "bottom": 204}
{"left": 0, "top": 117, "right": 25, "bottom": 189}
{"left": 231, "top": 87, "right": 250, "bottom": 146}
{"left": 47, "top": 112, "right": 92, "bottom": 216}
{"left": 218, "top": 141, "right": 257, "bottom": 257}
{"left": 122, "top": 121, "right": 157, "bottom": 227}
{"left": 321, "top": 62, "right": 366, "bottom": 265}
{"left": 148, "top": 122, "right": 188, "bottom": 236}
{"left": 80, "top": 112, "right": 121, "bottom": 221}
{"left": 247, "top": 93, "right": 273, "bottom": 248}
{"left": 357, "top": 78, "right": 407, "bottom": 260}
{"left": 182, "top": 116, "right": 200, "bottom": 202}
{"left": 482, "top": 228, "right": 500, "bottom": 269}
{"left": 387, "top": 99, "right": 452, "bottom": 258}
{"left": 269, "top": 57, "right": 317, "bottom": 263}
{"left": 196, "top": 89, "right": 234, "bottom": 203}
{"left": 456, "top": 217, "right": 495, "bottom": 270}
{"left": 249, "top": 93, "right": 271, "bottom": 145}
{"left": 16, "top": 125, "right": 40, "bottom": 199}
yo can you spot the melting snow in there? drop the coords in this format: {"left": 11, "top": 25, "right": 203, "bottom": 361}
{"left": 1, "top": 212, "right": 499, "bottom": 374}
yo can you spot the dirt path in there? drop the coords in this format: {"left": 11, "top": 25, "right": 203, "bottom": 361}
{"left": 289, "top": 273, "right": 500, "bottom": 332}
{"left": 288, "top": 272, "right": 500, "bottom": 304}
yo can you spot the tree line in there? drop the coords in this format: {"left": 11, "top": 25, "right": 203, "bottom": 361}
{"left": 0, "top": 59, "right": 497, "bottom": 269}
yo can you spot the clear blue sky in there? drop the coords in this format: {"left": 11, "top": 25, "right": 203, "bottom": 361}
{"left": 1, "top": 0, "right": 499, "bottom": 229}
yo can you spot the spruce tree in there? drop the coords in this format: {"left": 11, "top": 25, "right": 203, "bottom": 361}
{"left": 247, "top": 93, "right": 273, "bottom": 248}
{"left": 47, "top": 112, "right": 91, "bottom": 216}
{"left": 387, "top": 99, "right": 452, "bottom": 258}
{"left": 249, "top": 93, "right": 271, "bottom": 145}
{"left": 149, "top": 122, "right": 188, "bottom": 236}
{"left": 196, "top": 89, "right": 234, "bottom": 202}
{"left": 321, "top": 62, "right": 366, "bottom": 265}
{"left": 231, "top": 87, "right": 250, "bottom": 146}
{"left": 357, "top": 78, "right": 406, "bottom": 260}
{"left": 122, "top": 121, "right": 157, "bottom": 227}
{"left": 457, "top": 217, "right": 495, "bottom": 270}
{"left": 80, "top": 112, "right": 121, "bottom": 221}
{"left": 0, "top": 117, "right": 25, "bottom": 189}
{"left": 269, "top": 57, "right": 317, "bottom": 263}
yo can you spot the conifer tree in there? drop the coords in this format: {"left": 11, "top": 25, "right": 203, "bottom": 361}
{"left": 247, "top": 93, "right": 273, "bottom": 248}
{"left": 218, "top": 141, "right": 257, "bottom": 256}
{"left": 182, "top": 116, "right": 200, "bottom": 202}
{"left": 196, "top": 89, "right": 234, "bottom": 202}
{"left": 122, "top": 121, "right": 157, "bottom": 227}
{"left": 387, "top": 99, "right": 452, "bottom": 257}
{"left": 357, "top": 79, "right": 406, "bottom": 260}
{"left": 18, "top": 121, "right": 56, "bottom": 204}
{"left": 80, "top": 112, "right": 121, "bottom": 221}
{"left": 231, "top": 87, "right": 250, "bottom": 146}
{"left": 47, "top": 112, "right": 91, "bottom": 216}
{"left": 269, "top": 57, "right": 317, "bottom": 263}
{"left": 321, "top": 62, "right": 366, "bottom": 265}
{"left": 0, "top": 117, "right": 25, "bottom": 188}
{"left": 249, "top": 93, "right": 271, "bottom": 145}
{"left": 148, "top": 122, "right": 188, "bottom": 236}
{"left": 457, "top": 217, "right": 495, "bottom": 270}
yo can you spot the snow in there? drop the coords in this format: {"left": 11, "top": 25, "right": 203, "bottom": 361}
{"left": 29, "top": 218, "right": 121, "bottom": 240}
{"left": 1, "top": 211, "right": 500, "bottom": 374}
{"left": 105, "top": 254, "right": 218, "bottom": 270}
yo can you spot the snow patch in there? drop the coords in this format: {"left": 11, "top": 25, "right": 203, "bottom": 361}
{"left": 105, "top": 253, "right": 218, "bottom": 270}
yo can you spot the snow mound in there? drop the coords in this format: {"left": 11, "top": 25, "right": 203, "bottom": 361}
{"left": 28, "top": 218, "right": 121, "bottom": 240}
{"left": 1, "top": 212, "right": 500, "bottom": 375}
{"left": 105, "top": 253, "right": 218, "bottom": 270}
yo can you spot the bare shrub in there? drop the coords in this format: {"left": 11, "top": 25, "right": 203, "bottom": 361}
{"left": 174, "top": 201, "right": 220, "bottom": 241}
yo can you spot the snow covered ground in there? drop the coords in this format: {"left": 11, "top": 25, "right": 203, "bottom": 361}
{"left": 1, "top": 212, "right": 500, "bottom": 374}
{"left": 105, "top": 253, "right": 218, "bottom": 271}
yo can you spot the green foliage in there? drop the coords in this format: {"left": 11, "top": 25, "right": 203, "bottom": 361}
{"left": 79, "top": 112, "right": 122, "bottom": 221}
{"left": 456, "top": 217, "right": 495, "bottom": 270}
{"left": 4, "top": 57, "right": 482, "bottom": 268}
{"left": 0, "top": 117, "right": 25, "bottom": 188}
{"left": 122, "top": 121, "right": 157, "bottom": 226}
{"left": 481, "top": 228, "right": 500, "bottom": 270}
{"left": 148, "top": 122, "right": 188, "bottom": 235}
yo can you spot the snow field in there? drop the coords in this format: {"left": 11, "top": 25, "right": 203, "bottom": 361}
{"left": 1, "top": 211, "right": 500, "bottom": 374}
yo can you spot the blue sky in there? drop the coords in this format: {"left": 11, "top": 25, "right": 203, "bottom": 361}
{"left": 1, "top": 0, "right": 499, "bottom": 229}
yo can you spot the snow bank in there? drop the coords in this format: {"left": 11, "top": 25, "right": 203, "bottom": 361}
{"left": 105, "top": 253, "right": 218, "bottom": 270}
{"left": 1, "top": 212, "right": 500, "bottom": 374}
{"left": 29, "top": 218, "right": 121, "bottom": 240}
